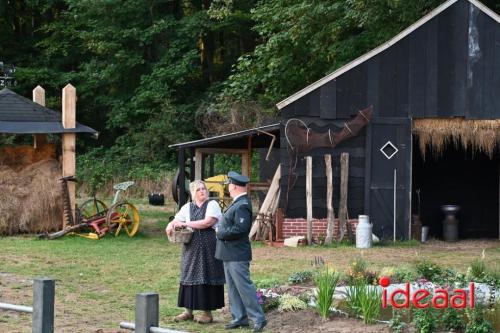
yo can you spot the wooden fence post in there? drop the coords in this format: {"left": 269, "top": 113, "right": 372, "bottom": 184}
{"left": 32, "top": 86, "right": 47, "bottom": 148}
{"left": 339, "top": 153, "right": 351, "bottom": 241}
{"left": 62, "top": 84, "right": 76, "bottom": 227}
{"left": 32, "top": 278, "right": 55, "bottom": 333}
{"left": 135, "top": 293, "right": 159, "bottom": 333}
{"left": 324, "top": 154, "right": 334, "bottom": 244}
{"left": 306, "top": 156, "right": 313, "bottom": 245}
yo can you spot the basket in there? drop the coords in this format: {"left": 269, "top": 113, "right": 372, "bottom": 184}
{"left": 168, "top": 227, "right": 193, "bottom": 244}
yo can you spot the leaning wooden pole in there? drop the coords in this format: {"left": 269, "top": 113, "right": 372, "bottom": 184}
{"left": 306, "top": 156, "right": 313, "bottom": 245}
{"left": 324, "top": 154, "right": 334, "bottom": 244}
{"left": 338, "top": 152, "right": 350, "bottom": 242}
{"left": 62, "top": 84, "right": 76, "bottom": 227}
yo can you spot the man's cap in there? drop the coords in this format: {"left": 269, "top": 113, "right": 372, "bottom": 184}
{"left": 226, "top": 171, "right": 249, "bottom": 186}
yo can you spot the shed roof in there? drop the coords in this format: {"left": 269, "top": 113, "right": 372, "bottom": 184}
{"left": 0, "top": 88, "right": 98, "bottom": 136}
{"left": 169, "top": 123, "right": 280, "bottom": 149}
{"left": 276, "top": 0, "right": 500, "bottom": 110}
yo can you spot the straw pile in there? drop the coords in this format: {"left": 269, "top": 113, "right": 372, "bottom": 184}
{"left": 0, "top": 159, "right": 63, "bottom": 235}
{"left": 413, "top": 118, "right": 500, "bottom": 159}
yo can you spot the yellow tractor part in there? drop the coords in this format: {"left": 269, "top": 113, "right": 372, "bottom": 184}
{"left": 106, "top": 202, "right": 140, "bottom": 237}
{"left": 68, "top": 232, "right": 100, "bottom": 240}
{"left": 204, "top": 174, "right": 227, "bottom": 199}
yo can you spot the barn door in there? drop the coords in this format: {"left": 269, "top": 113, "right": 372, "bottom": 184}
{"left": 365, "top": 117, "right": 411, "bottom": 240}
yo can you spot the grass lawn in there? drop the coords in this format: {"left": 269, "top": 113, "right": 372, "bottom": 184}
{"left": 0, "top": 203, "right": 499, "bottom": 332}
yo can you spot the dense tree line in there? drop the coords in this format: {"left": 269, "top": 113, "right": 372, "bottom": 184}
{"left": 1, "top": 0, "right": 499, "bottom": 183}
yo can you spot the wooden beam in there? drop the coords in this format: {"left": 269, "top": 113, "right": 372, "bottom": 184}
{"left": 195, "top": 149, "right": 203, "bottom": 180}
{"left": 196, "top": 148, "right": 247, "bottom": 155}
{"left": 32, "top": 86, "right": 47, "bottom": 149}
{"left": 339, "top": 152, "right": 350, "bottom": 241}
{"left": 62, "top": 84, "right": 76, "bottom": 227}
{"left": 324, "top": 154, "right": 334, "bottom": 244}
{"left": 241, "top": 152, "right": 249, "bottom": 177}
{"left": 306, "top": 156, "right": 313, "bottom": 245}
{"left": 178, "top": 148, "right": 187, "bottom": 206}
{"left": 247, "top": 136, "right": 252, "bottom": 194}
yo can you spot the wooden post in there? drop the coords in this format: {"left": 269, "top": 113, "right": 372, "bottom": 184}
{"left": 62, "top": 84, "right": 76, "bottom": 227}
{"left": 178, "top": 148, "right": 187, "bottom": 206}
{"left": 195, "top": 149, "right": 202, "bottom": 180}
{"left": 33, "top": 86, "right": 47, "bottom": 149}
{"left": 241, "top": 152, "right": 249, "bottom": 177}
{"left": 247, "top": 136, "right": 252, "bottom": 195}
{"left": 189, "top": 148, "right": 195, "bottom": 181}
{"left": 324, "top": 154, "right": 334, "bottom": 244}
{"left": 306, "top": 156, "right": 313, "bottom": 245}
{"left": 339, "top": 153, "right": 350, "bottom": 241}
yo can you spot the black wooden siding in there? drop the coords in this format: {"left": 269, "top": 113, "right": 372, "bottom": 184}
{"left": 282, "top": 1, "right": 499, "bottom": 120}
{"left": 279, "top": 121, "right": 366, "bottom": 218}
{"left": 279, "top": 0, "right": 500, "bottom": 219}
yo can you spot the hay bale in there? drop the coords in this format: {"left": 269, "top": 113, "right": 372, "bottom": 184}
{"left": 0, "top": 159, "right": 63, "bottom": 235}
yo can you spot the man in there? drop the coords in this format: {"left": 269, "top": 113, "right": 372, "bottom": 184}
{"left": 215, "top": 171, "right": 267, "bottom": 332}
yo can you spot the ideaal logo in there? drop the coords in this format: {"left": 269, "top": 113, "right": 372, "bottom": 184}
{"left": 379, "top": 276, "right": 475, "bottom": 309}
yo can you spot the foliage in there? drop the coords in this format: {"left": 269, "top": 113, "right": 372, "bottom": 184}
{"left": 344, "top": 279, "right": 381, "bottom": 323}
{"left": 277, "top": 294, "right": 308, "bottom": 312}
{"left": 254, "top": 277, "right": 281, "bottom": 289}
{"left": 412, "top": 307, "right": 439, "bottom": 333}
{"left": 388, "top": 310, "right": 406, "bottom": 333}
{"left": 288, "top": 270, "right": 313, "bottom": 285}
{"left": 469, "top": 258, "right": 487, "bottom": 280}
{"left": 346, "top": 256, "right": 378, "bottom": 285}
{"left": 415, "top": 259, "right": 443, "bottom": 282}
{"left": 440, "top": 307, "right": 465, "bottom": 331}
{"left": 392, "top": 265, "right": 416, "bottom": 283}
{"left": 465, "top": 306, "right": 494, "bottom": 333}
{"left": 314, "top": 267, "right": 340, "bottom": 319}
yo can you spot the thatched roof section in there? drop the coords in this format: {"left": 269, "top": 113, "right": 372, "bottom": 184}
{"left": 413, "top": 118, "right": 500, "bottom": 159}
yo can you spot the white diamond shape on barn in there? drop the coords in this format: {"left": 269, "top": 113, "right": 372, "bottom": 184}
{"left": 380, "top": 141, "right": 398, "bottom": 160}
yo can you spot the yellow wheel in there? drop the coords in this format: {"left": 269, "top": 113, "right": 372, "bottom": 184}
{"left": 79, "top": 198, "right": 107, "bottom": 219}
{"left": 106, "top": 202, "right": 140, "bottom": 237}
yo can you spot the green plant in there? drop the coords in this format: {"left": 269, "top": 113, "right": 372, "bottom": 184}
{"left": 392, "top": 265, "right": 416, "bottom": 283}
{"left": 389, "top": 310, "right": 406, "bottom": 333}
{"left": 288, "top": 270, "right": 314, "bottom": 284}
{"left": 254, "top": 278, "right": 281, "bottom": 289}
{"left": 465, "top": 306, "right": 494, "bottom": 333}
{"left": 315, "top": 267, "right": 340, "bottom": 319}
{"left": 415, "top": 259, "right": 442, "bottom": 281}
{"left": 277, "top": 294, "right": 308, "bottom": 312}
{"left": 412, "top": 307, "right": 438, "bottom": 333}
{"left": 441, "top": 307, "right": 465, "bottom": 331}
{"left": 347, "top": 256, "right": 376, "bottom": 284}
{"left": 344, "top": 279, "right": 381, "bottom": 323}
{"left": 469, "top": 258, "right": 487, "bottom": 280}
{"left": 263, "top": 296, "right": 280, "bottom": 312}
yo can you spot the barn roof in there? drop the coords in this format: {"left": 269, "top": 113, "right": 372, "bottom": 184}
{"left": 169, "top": 123, "right": 280, "bottom": 149}
{"left": 276, "top": 0, "right": 500, "bottom": 110}
{"left": 0, "top": 88, "right": 98, "bottom": 136}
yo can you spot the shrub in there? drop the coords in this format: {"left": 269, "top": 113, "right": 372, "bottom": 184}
{"left": 469, "top": 258, "right": 487, "bottom": 280}
{"left": 392, "top": 265, "right": 415, "bottom": 283}
{"left": 441, "top": 307, "right": 465, "bottom": 331}
{"left": 412, "top": 307, "right": 439, "bottom": 333}
{"left": 346, "top": 257, "right": 377, "bottom": 284}
{"left": 315, "top": 267, "right": 340, "bottom": 319}
{"left": 415, "top": 260, "right": 442, "bottom": 282}
{"left": 288, "top": 270, "right": 313, "bottom": 284}
{"left": 277, "top": 294, "right": 308, "bottom": 312}
{"left": 465, "top": 306, "right": 494, "bottom": 333}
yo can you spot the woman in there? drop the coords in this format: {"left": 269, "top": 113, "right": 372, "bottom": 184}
{"left": 165, "top": 180, "right": 225, "bottom": 324}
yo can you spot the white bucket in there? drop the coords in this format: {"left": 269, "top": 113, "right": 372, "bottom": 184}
{"left": 356, "top": 215, "right": 372, "bottom": 248}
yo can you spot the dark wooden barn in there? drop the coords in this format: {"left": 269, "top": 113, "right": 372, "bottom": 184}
{"left": 170, "top": 0, "right": 499, "bottom": 242}
{"left": 276, "top": 0, "right": 500, "bottom": 240}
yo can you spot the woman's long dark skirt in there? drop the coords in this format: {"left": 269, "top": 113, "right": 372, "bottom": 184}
{"left": 178, "top": 284, "right": 224, "bottom": 310}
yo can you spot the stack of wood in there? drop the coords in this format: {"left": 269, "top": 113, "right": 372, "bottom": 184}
{"left": 249, "top": 165, "right": 280, "bottom": 241}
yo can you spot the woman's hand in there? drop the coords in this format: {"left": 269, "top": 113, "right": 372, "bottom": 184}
{"left": 165, "top": 222, "right": 174, "bottom": 236}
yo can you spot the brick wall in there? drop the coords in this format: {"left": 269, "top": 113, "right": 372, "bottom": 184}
{"left": 283, "top": 218, "right": 359, "bottom": 241}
